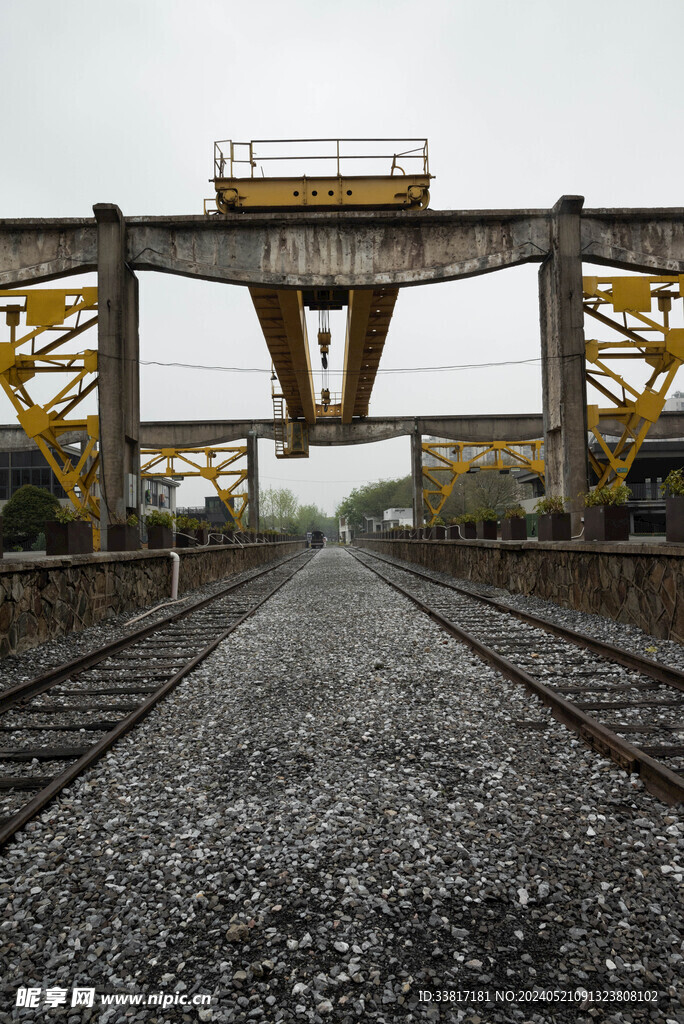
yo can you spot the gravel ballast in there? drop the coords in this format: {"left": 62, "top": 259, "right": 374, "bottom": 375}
{"left": 0, "top": 548, "right": 682, "bottom": 1023}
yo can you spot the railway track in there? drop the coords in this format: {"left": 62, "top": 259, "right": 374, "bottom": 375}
{"left": 351, "top": 547, "right": 684, "bottom": 805}
{"left": 0, "top": 549, "right": 314, "bottom": 848}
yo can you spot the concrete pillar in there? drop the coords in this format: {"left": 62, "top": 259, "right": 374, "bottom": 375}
{"left": 539, "top": 196, "right": 588, "bottom": 532}
{"left": 94, "top": 204, "right": 140, "bottom": 547}
{"left": 411, "top": 428, "right": 424, "bottom": 528}
{"left": 247, "top": 431, "right": 259, "bottom": 530}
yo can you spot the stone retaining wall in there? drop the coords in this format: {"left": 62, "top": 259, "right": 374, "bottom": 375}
{"left": 354, "top": 538, "right": 684, "bottom": 643}
{"left": 0, "top": 542, "right": 305, "bottom": 657}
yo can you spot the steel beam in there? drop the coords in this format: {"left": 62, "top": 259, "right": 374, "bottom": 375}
{"left": 249, "top": 288, "right": 316, "bottom": 422}
{"left": 341, "top": 288, "right": 398, "bottom": 422}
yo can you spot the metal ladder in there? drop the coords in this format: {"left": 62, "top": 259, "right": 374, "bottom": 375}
{"left": 272, "top": 393, "right": 288, "bottom": 458}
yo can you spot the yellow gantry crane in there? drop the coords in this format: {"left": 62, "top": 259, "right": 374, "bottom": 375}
{"left": 0, "top": 287, "right": 102, "bottom": 543}
{"left": 206, "top": 139, "right": 431, "bottom": 457}
{"left": 139, "top": 447, "right": 248, "bottom": 528}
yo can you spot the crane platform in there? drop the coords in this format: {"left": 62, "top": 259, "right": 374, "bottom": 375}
{"left": 206, "top": 138, "right": 432, "bottom": 213}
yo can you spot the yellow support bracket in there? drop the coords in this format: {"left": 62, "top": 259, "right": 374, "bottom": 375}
{"left": 0, "top": 288, "right": 101, "bottom": 548}
{"left": 583, "top": 275, "right": 684, "bottom": 488}
{"left": 422, "top": 440, "right": 545, "bottom": 525}
{"left": 140, "top": 446, "right": 249, "bottom": 529}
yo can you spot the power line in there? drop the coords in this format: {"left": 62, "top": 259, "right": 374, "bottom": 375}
{"left": 140, "top": 355, "right": 543, "bottom": 375}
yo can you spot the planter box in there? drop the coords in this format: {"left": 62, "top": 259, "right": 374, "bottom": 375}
{"left": 433, "top": 526, "right": 447, "bottom": 539}
{"left": 45, "top": 521, "right": 93, "bottom": 556}
{"left": 193, "top": 528, "right": 209, "bottom": 546}
{"left": 459, "top": 522, "right": 477, "bottom": 539}
{"left": 501, "top": 517, "right": 527, "bottom": 540}
{"left": 147, "top": 525, "right": 174, "bottom": 549}
{"left": 447, "top": 525, "right": 461, "bottom": 540}
{"left": 107, "top": 524, "right": 140, "bottom": 552}
{"left": 584, "top": 505, "right": 629, "bottom": 542}
{"left": 0, "top": 516, "right": 3, "bottom": 558}
{"left": 476, "top": 521, "right": 498, "bottom": 540}
{"left": 666, "top": 496, "right": 684, "bottom": 543}
{"left": 537, "top": 512, "right": 571, "bottom": 541}
{"left": 175, "top": 531, "right": 196, "bottom": 548}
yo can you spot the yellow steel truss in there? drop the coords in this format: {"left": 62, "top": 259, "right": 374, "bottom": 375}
{"left": 422, "top": 440, "right": 545, "bottom": 524}
{"left": 140, "top": 447, "right": 248, "bottom": 527}
{"left": 0, "top": 287, "right": 101, "bottom": 545}
{"left": 583, "top": 275, "right": 684, "bottom": 488}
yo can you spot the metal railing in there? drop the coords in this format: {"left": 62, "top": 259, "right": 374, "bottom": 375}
{"left": 213, "top": 138, "right": 429, "bottom": 180}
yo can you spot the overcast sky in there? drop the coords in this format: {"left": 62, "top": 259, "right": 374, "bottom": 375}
{"left": 1, "top": 0, "right": 683, "bottom": 513}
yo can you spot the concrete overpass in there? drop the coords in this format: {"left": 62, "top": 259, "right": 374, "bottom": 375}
{"left": 2, "top": 198, "right": 684, "bottom": 536}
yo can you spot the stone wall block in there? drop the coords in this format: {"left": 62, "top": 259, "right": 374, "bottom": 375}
{"left": 0, "top": 543, "right": 303, "bottom": 656}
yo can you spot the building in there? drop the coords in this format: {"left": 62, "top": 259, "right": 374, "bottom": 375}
{"left": 515, "top": 437, "right": 684, "bottom": 535}
{"left": 383, "top": 507, "right": 413, "bottom": 527}
{"left": 142, "top": 477, "right": 179, "bottom": 516}
{"left": 0, "top": 448, "right": 68, "bottom": 505}
{"left": 665, "top": 391, "right": 684, "bottom": 413}
{"left": 338, "top": 515, "right": 353, "bottom": 545}
{"left": 176, "top": 495, "right": 235, "bottom": 527}
{"left": 0, "top": 444, "right": 179, "bottom": 519}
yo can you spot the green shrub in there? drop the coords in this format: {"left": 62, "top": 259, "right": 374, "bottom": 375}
{"left": 110, "top": 512, "right": 139, "bottom": 527}
{"left": 2, "top": 485, "right": 59, "bottom": 546}
{"left": 454, "top": 512, "right": 477, "bottom": 525}
{"left": 176, "top": 514, "right": 200, "bottom": 530}
{"left": 54, "top": 505, "right": 91, "bottom": 524}
{"left": 534, "top": 495, "right": 566, "bottom": 515}
{"left": 504, "top": 505, "right": 526, "bottom": 519}
{"left": 474, "top": 506, "right": 497, "bottom": 523}
{"left": 146, "top": 510, "right": 174, "bottom": 529}
{"left": 661, "top": 468, "right": 684, "bottom": 497}
{"left": 583, "top": 484, "right": 631, "bottom": 507}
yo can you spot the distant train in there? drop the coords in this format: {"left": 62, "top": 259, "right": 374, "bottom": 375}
{"left": 308, "top": 530, "right": 325, "bottom": 549}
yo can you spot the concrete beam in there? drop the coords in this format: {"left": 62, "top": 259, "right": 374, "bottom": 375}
{"left": 125, "top": 210, "right": 553, "bottom": 288}
{"left": 2, "top": 412, "right": 684, "bottom": 453}
{"left": 581, "top": 209, "right": 684, "bottom": 274}
{"left": 138, "top": 415, "right": 550, "bottom": 447}
{"left": 3, "top": 208, "right": 684, "bottom": 290}
{"left": 0, "top": 219, "right": 96, "bottom": 288}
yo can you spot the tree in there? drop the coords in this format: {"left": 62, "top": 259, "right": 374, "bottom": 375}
{"left": 259, "top": 487, "right": 300, "bottom": 532}
{"left": 2, "top": 485, "right": 59, "bottom": 547}
{"left": 439, "top": 472, "right": 522, "bottom": 520}
{"left": 336, "top": 476, "right": 412, "bottom": 530}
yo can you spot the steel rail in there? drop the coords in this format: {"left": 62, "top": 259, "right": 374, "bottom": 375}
{"left": 353, "top": 548, "right": 684, "bottom": 693}
{"left": 350, "top": 549, "right": 684, "bottom": 805}
{"left": 0, "top": 549, "right": 305, "bottom": 713}
{"left": 0, "top": 551, "right": 313, "bottom": 849}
